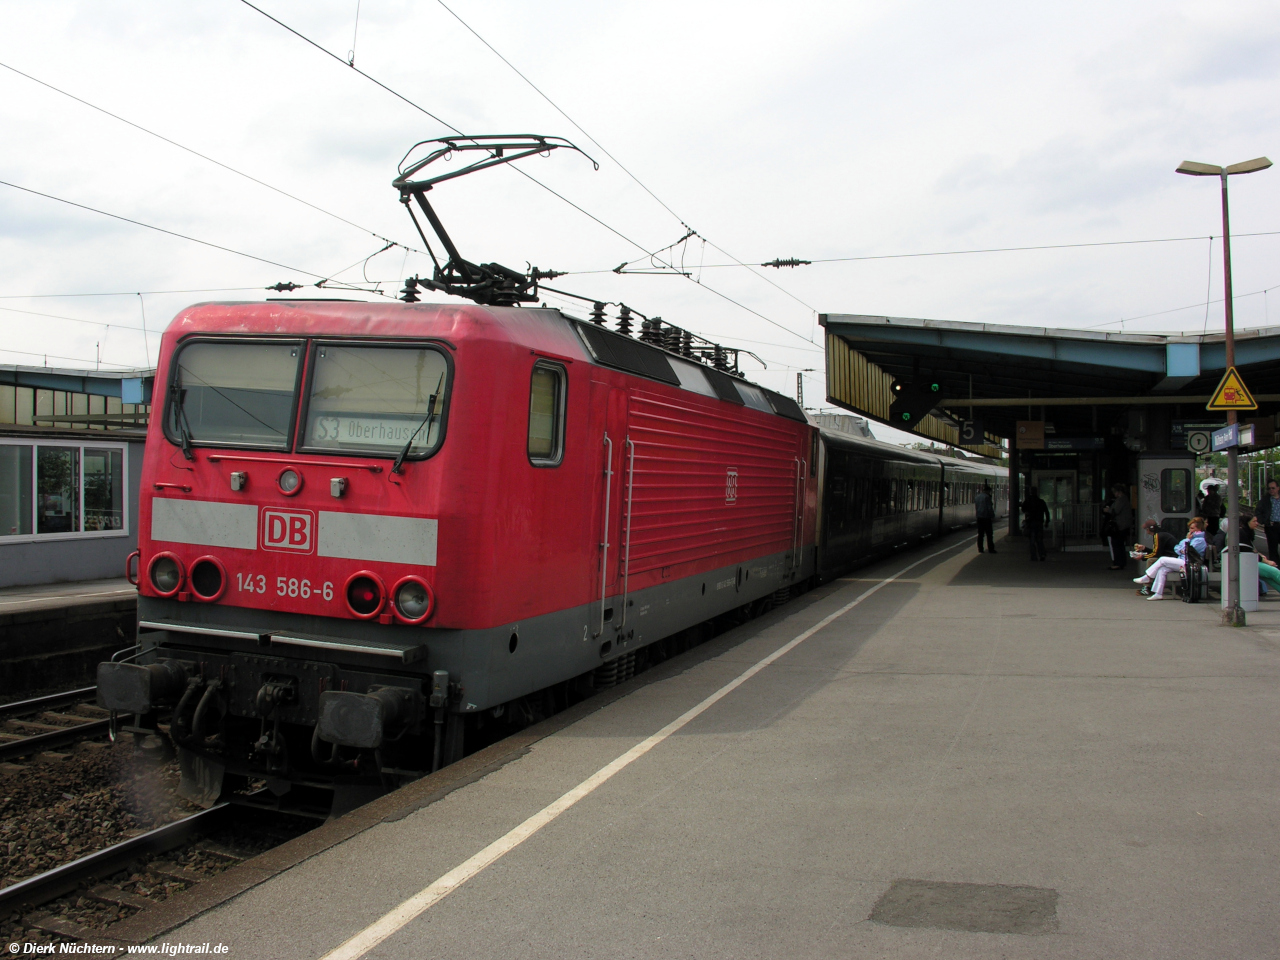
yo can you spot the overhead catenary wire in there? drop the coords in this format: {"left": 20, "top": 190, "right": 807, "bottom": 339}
{"left": 585, "top": 230, "right": 1280, "bottom": 271}
{"left": 0, "top": 178, "right": 334, "bottom": 280}
{"left": 0, "top": 345, "right": 138, "bottom": 369}
{"left": 1088, "top": 278, "right": 1280, "bottom": 329}
{"left": 233, "top": 0, "right": 818, "bottom": 348}
{"left": 0, "top": 286, "right": 272, "bottom": 300}
{"left": 430, "top": 0, "right": 819, "bottom": 315}
{"left": 0, "top": 60, "right": 425, "bottom": 258}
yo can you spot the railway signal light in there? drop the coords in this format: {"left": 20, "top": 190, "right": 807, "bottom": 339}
{"left": 890, "top": 379, "right": 943, "bottom": 427}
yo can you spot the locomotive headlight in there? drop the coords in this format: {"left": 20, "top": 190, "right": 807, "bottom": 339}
{"left": 394, "top": 578, "right": 432, "bottom": 622}
{"left": 149, "top": 554, "right": 183, "bottom": 595}
{"left": 278, "top": 468, "right": 303, "bottom": 495}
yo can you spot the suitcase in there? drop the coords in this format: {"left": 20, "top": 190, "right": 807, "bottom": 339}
{"left": 1178, "top": 562, "right": 1209, "bottom": 603}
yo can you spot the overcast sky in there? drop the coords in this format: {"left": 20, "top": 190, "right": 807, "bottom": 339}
{"left": 1, "top": 0, "right": 1277, "bottom": 443}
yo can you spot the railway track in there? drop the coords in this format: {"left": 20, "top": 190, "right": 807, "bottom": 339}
{"left": 0, "top": 803, "right": 228, "bottom": 915}
{"left": 0, "top": 686, "right": 112, "bottom": 763}
{"left": 0, "top": 792, "right": 308, "bottom": 949}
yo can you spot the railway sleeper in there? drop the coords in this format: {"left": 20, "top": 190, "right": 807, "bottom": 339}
{"left": 87, "top": 883, "right": 156, "bottom": 911}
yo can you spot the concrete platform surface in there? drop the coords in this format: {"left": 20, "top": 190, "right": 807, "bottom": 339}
{"left": 0, "top": 576, "right": 135, "bottom": 616}
{"left": 161, "top": 533, "right": 1280, "bottom": 959}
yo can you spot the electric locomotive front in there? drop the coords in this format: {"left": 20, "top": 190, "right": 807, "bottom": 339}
{"left": 98, "top": 297, "right": 821, "bottom": 811}
{"left": 97, "top": 299, "right": 582, "bottom": 807}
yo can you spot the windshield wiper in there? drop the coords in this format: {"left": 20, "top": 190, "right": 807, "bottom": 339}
{"left": 391, "top": 373, "right": 445, "bottom": 475}
{"left": 169, "top": 373, "right": 195, "bottom": 461}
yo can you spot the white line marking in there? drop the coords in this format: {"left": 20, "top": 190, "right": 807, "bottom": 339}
{"left": 318, "top": 540, "right": 968, "bottom": 960}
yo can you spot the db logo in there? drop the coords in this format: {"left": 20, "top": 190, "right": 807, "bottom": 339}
{"left": 725, "top": 467, "right": 738, "bottom": 504}
{"left": 261, "top": 508, "right": 314, "bottom": 553}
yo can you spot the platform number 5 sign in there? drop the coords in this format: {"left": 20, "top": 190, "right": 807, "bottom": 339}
{"left": 725, "top": 468, "right": 738, "bottom": 504}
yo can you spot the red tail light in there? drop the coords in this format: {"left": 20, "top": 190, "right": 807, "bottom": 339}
{"left": 344, "top": 571, "right": 386, "bottom": 619}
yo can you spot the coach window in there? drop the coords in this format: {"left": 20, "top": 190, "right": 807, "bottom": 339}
{"left": 528, "top": 361, "right": 566, "bottom": 466}
{"left": 1161, "top": 468, "right": 1191, "bottom": 513}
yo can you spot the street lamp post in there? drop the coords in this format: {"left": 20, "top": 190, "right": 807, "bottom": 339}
{"left": 1176, "top": 156, "right": 1272, "bottom": 627}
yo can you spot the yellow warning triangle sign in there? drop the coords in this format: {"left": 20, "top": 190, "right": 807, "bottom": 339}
{"left": 1206, "top": 366, "right": 1257, "bottom": 411}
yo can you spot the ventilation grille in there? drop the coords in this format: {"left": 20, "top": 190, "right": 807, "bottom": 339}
{"left": 577, "top": 324, "right": 680, "bottom": 385}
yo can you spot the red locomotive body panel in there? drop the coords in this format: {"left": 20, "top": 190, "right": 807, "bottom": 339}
{"left": 138, "top": 300, "right": 815, "bottom": 635}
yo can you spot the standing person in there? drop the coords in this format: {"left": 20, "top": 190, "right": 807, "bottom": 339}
{"left": 974, "top": 483, "right": 996, "bottom": 554}
{"left": 1257, "top": 478, "right": 1280, "bottom": 565}
{"left": 1103, "top": 482, "right": 1133, "bottom": 570}
{"left": 1022, "top": 485, "right": 1050, "bottom": 561}
{"left": 1200, "top": 484, "right": 1225, "bottom": 537}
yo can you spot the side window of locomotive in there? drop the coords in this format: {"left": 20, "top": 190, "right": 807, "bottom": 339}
{"left": 302, "top": 344, "right": 450, "bottom": 459}
{"left": 166, "top": 339, "right": 303, "bottom": 450}
{"left": 528, "top": 361, "right": 566, "bottom": 466}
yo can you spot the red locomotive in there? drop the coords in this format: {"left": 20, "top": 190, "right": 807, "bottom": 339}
{"left": 99, "top": 298, "right": 827, "bottom": 811}
{"left": 96, "top": 137, "right": 1005, "bottom": 814}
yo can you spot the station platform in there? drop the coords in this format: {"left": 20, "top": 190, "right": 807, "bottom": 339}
{"left": 142, "top": 529, "right": 1280, "bottom": 959}
{"left": 0, "top": 578, "right": 136, "bottom": 698}
{"left": 0, "top": 577, "right": 135, "bottom": 617}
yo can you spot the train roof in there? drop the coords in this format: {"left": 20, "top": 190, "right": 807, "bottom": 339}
{"left": 166, "top": 299, "right": 808, "bottom": 424}
{"left": 818, "top": 425, "right": 1007, "bottom": 475}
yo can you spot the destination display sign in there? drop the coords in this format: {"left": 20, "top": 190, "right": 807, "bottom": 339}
{"left": 310, "top": 416, "right": 429, "bottom": 449}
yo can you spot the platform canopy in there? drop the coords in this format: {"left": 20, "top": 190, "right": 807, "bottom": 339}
{"left": 821, "top": 314, "right": 1280, "bottom": 448}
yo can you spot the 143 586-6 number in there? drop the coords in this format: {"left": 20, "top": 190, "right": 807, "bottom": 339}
{"left": 235, "top": 572, "right": 333, "bottom": 602}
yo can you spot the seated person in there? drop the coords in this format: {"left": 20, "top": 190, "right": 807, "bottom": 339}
{"left": 1245, "top": 514, "right": 1280, "bottom": 596}
{"left": 1211, "top": 512, "right": 1256, "bottom": 554}
{"left": 1135, "top": 517, "right": 1208, "bottom": 600}
{"left": 1132, "top": 520, "right": 1178, "bottom": 596}
{"left": 1134, "top": 519, "right": 1178, "bottom": 561}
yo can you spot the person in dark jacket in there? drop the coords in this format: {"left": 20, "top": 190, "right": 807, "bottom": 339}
{"left": 974, "top": 483, "right": 996, "bottom": 553}
{"left": 1022, "top": 486, "right": 1051, "bottom": 561}
{"left": 1257, "top": 477, "right": 1280, "bottom": 564}
{"left": 1199, "top": 486, "right": 1225, "bottom": 537}
{"left": 1103, "top": 483, "right": 1133, "bottom": 570}
{"left": 1133, "top": 519, "right": 1177, "bottom": 596}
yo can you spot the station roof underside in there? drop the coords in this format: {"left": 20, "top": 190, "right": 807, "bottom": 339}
{"left": 821, "top": 314, "right": 1280, "bottom": 440}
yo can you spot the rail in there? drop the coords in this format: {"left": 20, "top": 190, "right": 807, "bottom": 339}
{"left": 620, "top": 438, "right": 636, "bottom": 628}
{"left": 0, "top": 686, "right": 111, "bottom": 762}
{"left": 0, "top": 804, "right": 231, "bottom": 913}
{"left": 596, "top": 433, "right": 613, "bottom": 638}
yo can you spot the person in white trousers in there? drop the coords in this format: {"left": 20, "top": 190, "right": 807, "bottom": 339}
{"left": 1135, "top": 518, "right": 1207, "bottom": 600}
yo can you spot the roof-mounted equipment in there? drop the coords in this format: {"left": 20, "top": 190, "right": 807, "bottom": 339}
{"left": 392, "top": 135, "right": 597, "bottom": 307}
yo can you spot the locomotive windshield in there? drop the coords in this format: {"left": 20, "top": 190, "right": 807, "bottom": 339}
{"left": 166, "top": 340, "right": 303, "bottom": 450}
{"left": 302, "top": 344, "right": 450, "bottom": 459}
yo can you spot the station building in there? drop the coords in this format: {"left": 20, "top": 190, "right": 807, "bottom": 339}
{"left": 820, "top": 315, "right": 1280, "bottom": 546}
{"left": 0, "top": 365, "right": 153, "bottom": 587}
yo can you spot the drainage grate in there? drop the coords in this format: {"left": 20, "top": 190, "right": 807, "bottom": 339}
{"left": 869, "top": 879, "right": 1059, "bottom": 935}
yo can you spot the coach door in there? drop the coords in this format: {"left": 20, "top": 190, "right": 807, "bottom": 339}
{"left": 1137, "top": 455, "right": 1195, "bottom": 539}
{"left": 590, "top": 381, "right": 628, "bottom": 638}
